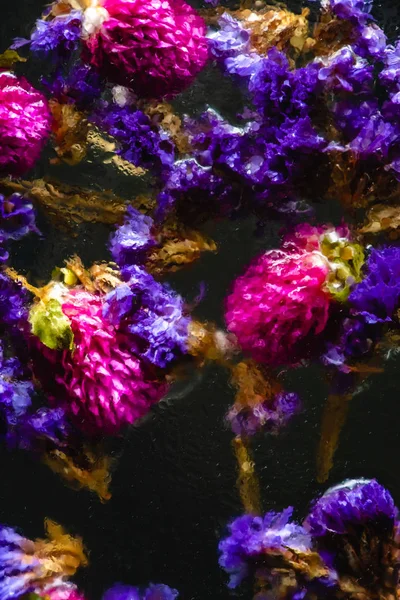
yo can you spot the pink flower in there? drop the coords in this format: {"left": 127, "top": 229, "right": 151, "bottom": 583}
{"left": 0, "top": 73, "right": 51, "bottom": 176}
{"left": 82, "top": 0, "right": 208, "bottom": 100}
{"left": 45, "top": 583, "right": 86, "bottom": 600}
{"left": 225, "top": 249, "right": 331, "bottom": 367}
{"left": 32, "top": 290, "right": 166, "bottom": 435}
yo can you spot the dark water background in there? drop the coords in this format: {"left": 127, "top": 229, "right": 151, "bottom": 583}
{"left": 2, "top": 1, "right": 400, "bottom": 599}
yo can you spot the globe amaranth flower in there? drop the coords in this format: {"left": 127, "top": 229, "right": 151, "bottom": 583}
{"left": 43, "top": 582, "right": 86, "bottom": 600}
{"left": 109, "top": 206, "right": 155, "bottom": 267}
{"left": 349, "top": 246, "right": 400, "bottom": 323}
{"left": 82, "top": 0, "right": 208, "bottom": 100}
{"left": 0, "top": 73, "right": 51, "bottom": 177}
{"left": 227, "top": 391, "right": 301, "bottom": 437}
{"left": 0, "top": 520, "right": 86, "bottom": 600}
{"left": 103, "top": 584, "right": 179, "bottom": 600}
{"left": 103, "top": 265, "right": 190, "bottom": 369}
{"left": 90, "top": 103, "right": 175, "bottom": 170}
{"left": 304, "top": 479, "right": 399, "bottom": 597}
{"left": 225, "top": 247, "right": 331, "bottom": 367}
{"left": 219, "top": 508, "right": 312, "bottom": 588}
{"left": 31, "top": 288, "right": 167, "bottom": 435}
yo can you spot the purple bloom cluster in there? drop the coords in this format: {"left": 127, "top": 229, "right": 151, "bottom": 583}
{"left": 0, "top": 194, "right": 39, "bottom": 264}
{"left": 109, "top": 207, "right": 155, "bottom": 267}
{"left": 228, "top": 391, "right": 301, "bottom": 437}
{"left": 103, "top": 266, "right": 189, "bottom": 369}
{"left": 0, "top": 524, "right": 35, "bottom": 600}
{"left": 220, "top": 479, "right": 399, "bottom": 596}
{"left": 0, "top": 341, "right": 70, "bottom": 452}
{"left": 91, "top": 103, "right": 175, "bottom": 171}
{"left": 349, "top": 247, "right": 400, "bottom": 323}
{"left": 42, "top": 63, "right": 102, "bottom": 110}
{"left": 322, "top": 317, "right": 374, "bottom": 372}
{"left": 103, "top": 583, "right": 178, "bottom": 600}
{"left": 13, "top": 11, "right": 83, "bottom": 64}
{"left": 0, "top": 273, "right": 28, "bottom": 336}
{"left": 304, "top": 478, "right": 397, "bottom": 537}
{"left": 219, "top": 508, "right": 312, "bottom": 588}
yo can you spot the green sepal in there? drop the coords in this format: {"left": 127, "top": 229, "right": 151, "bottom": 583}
{"left": 29, "top": 298, "right": 74, "bottom": 351}
{"left": 321, "top": 237, "right": 365, "bottom": 302}
{"left": 0, "top": 49, "right": 27, "bottom": 68}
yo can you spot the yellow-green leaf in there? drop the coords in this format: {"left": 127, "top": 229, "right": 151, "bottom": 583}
{"left": 0, "top": 49, "right": 27, "bottom": 68}
{"left": 29, "top": 299, "right": 74, "bottom": 351}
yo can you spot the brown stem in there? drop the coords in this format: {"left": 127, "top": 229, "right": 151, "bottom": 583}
{"left": 316, "top": 393, "right": 352, "bottom": 483}
{"left": 233, "top": 435, "right": 262, "bottom": 514}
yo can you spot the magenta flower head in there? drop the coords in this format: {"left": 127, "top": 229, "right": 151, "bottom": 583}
{"left": 225, "top": 224, "right": 363, "bottom": 367}
{"left": 304, "top": 479, "right": 400, "bottom": 597}
{"left": 32, "top": 288, "right": 167, "bottom": 435}
{"left": 225, "top": 246, "right": 330, "bottom": 367}
{"left": 0, "top": 73, "right": 51, "bottom": 176}
{"left": 82, "top": 0, "right": 208, "bottom": 100}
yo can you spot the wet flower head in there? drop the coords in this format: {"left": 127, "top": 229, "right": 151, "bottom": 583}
{"left": 0, "top": 73, "right": 51, "bottom": 176}
{"left": 82, "top": 0, "right": 208, "bottom": 99}
{"left": 0, "top": 519, "right": 87, "bottom": 600}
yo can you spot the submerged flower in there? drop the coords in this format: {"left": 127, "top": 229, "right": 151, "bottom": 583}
{"left": 304, "top": 479, "right": 399, "bottom": 597}
{"left": 0, "top": 73, "right": 51, "bottom": 176}
{"left": 0, "top": 273, "right": 28, "bottom": 335}
{"left": 103, "top": 266, "right": 190, "bottom": 369}
{"left": 27, "top": 11, "right": 82, "bottom": 62}
{"left": 228, "top": 391, "right": 301, "bottom": 437}
{"left": 109, "top": 206, "right": 155, "bottom": 267}
{"left": 0, "top": 520, "right": 86, "bottom": 600}
{"left": 32, "top": 289, "right": 167, "bottom": 435}
{"left": 82, "top": 0, "right": 208, "bottom": 99}
{"left": 219, "top": 509, "right": 312, "bottom": 588}
{"left": 225, "top": 249, "right": 330, "bottom": 367}
{"left": 349, "top": 246, "right": 400, "bottom": 323}
{"left": 103, "top": 584, "right": 178, "bottom": 600}
{"left": 305, "top": 478, "right": 397, "bottom": 538}
{"left": 90, "top": 103, "right": 175, "bottom": 170}
{"left": 42, "top": 63, "right": 102, "bottom": 109}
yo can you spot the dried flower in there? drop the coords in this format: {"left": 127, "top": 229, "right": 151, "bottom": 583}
{"left": 82, "top": 0, "right": 208, "bottom": 99}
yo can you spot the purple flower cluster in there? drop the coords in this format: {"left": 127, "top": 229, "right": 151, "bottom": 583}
{"left": 106, "top": 209, "right": 190, "bottom": 369}
{"left": 0, "top": 524, "right": 36, "bottom": 600}
{"left": 14, "top": 11, "right": 83, "bottom": 64}
{"left": 219, "top": 508, "right": 312, "bottom": 588}
{"left": 103, "top": 584, "right": 178, "bottom": 600}
{"left": 91, "top": 103, "right": 175, "bottom": 171}
{"left": 220, "top": 479, "right": 400, "bottom": 597}
{"left": 304, "top": 478, "right": 397, "bottom": 537}
{"left": 0, "top": 273, "right": 28, "bottom": 336}
{"left": 109, "top": 207, "right": 155, "bottom": 268}
{"left": 42, "top": 64, "right": 102, "bottom": 110}
{"left": 0, "top": 340, "right": 70, "bottom": 452}
{"left": 103, "top": 266, "right": 189, "bottom": 369}
{"left": 322, "top": 317, "right": 374, "bottom": 372}
{"left": 0, "top": 194, "right": 39, "bottom": 264}
{"left": 228, "top": 391, "right": 301, "bottom": 437}
{"left": 349, "top": 247, "right": 400, "bottom": 323}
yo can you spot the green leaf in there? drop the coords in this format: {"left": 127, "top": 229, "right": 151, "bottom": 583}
{"left": 29, "top": 298, "right": 74, "bottom": 351}
{"left": 0, "top": 49, "right": 27, "bottom": 68}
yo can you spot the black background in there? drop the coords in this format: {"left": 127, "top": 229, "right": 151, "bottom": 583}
{"left": 1, "top": 1, "right": 400, "bottom": 599}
